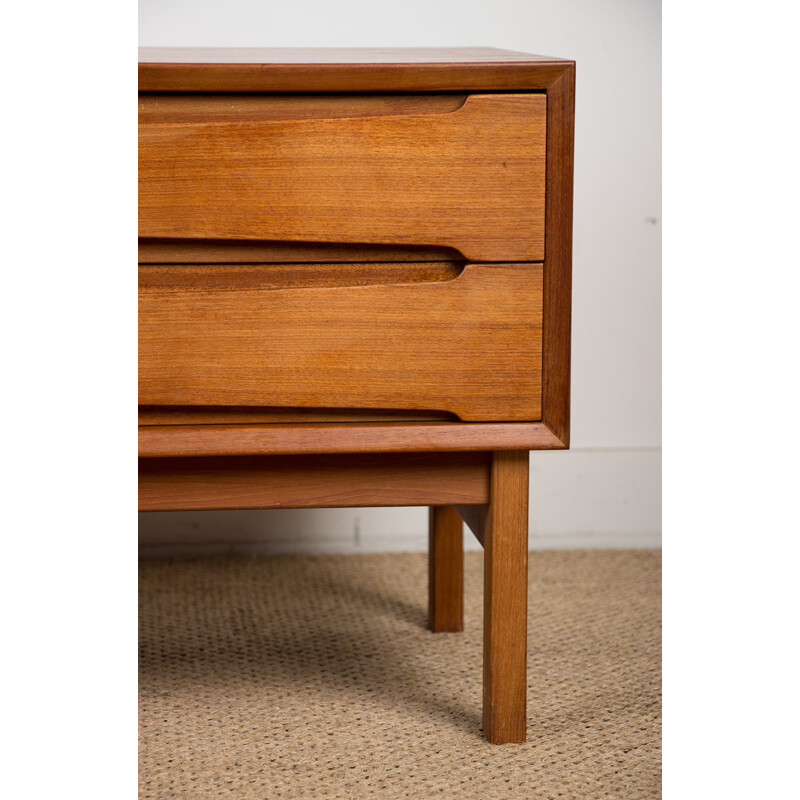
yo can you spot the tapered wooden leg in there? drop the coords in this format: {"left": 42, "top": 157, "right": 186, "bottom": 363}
{"left": 428, "top": 506, "right": 464, "bottom": 632}
{"left": 483, "top": 450, "right": 529, "bottom": 743}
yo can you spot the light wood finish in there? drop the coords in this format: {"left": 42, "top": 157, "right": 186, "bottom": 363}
{"left": 138, "top": 47, "right": 570, "bottom": 93}
{"left": 139, "top": 263, "right": 543, "bottom": 421}
{"left": 428, "top": 506, "right": 464, "bottom": 633}
{"left": 483, "top": 450, "right": 529, "bottom": 743}
{"left": 138, "top": 422, "right": 565, "bottom": 458}
{"left": 139, "top": 453, "right": 490, "bottom": 511}
{"left": 139, "top": 94, "right": 545, "bottom": 262}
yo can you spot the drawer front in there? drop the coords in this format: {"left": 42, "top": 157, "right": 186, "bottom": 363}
{"left": 138, "top": 263, "right": 543, "bottom": 422}
{"left": 138, "top": 93, "right": 546, "bottom": 262}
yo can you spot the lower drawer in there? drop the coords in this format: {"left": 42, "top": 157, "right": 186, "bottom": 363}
{"left": 138, "top": 262, "right": 542, "bottom": 422}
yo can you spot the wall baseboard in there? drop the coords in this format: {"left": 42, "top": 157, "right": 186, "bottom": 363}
{"left": 139, "top": 448, "right": 661, "bottom": 557}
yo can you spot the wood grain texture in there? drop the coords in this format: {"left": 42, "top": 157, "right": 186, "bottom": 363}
{"left": 139, "top": 263, "right": 543, "bottom": 422}
{"left": 138, "top": 48, "right": 572, "bottom": 93}
{"left": 541, "top": 63, "right": 575, "bottom": 447}
{"left": 483, "top": 450, "right": 529, "bottom": 743}
{"left": 428, "top": 506, "right": 464, "bottom": 632}
{"left": 139, "top": 94, "right": 545, "bottom": 262}
{"left": 138, "top": 422, "right": 566, "bottom": 458}
{"left": 138, "top": 452, "right": 490, "bottom": 511}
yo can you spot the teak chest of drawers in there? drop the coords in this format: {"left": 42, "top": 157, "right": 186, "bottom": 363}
{"left": 138, "top": 47, "right": 575, "bottom": 744}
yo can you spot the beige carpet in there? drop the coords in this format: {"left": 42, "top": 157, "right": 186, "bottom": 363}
{"left": 139, "top": 550, "right": 661, "bottom": 799}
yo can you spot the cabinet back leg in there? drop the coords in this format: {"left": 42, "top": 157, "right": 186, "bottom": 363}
{"left": 428, "top": 506, "right": 464, "bottom": 632}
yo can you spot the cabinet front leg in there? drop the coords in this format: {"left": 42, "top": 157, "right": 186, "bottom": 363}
{"left": 483, "top": 450, "right": 529, "bottom": 743}
{"left": 428, "top": 506, "right": 464, "bottom": 632}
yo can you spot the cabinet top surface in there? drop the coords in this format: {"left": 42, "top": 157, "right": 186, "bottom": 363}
{"left": 138, "top": 48, "right": 573, "bottom": 91}
{"left": 138, "top": 47, "right": 568, "bottom": 65}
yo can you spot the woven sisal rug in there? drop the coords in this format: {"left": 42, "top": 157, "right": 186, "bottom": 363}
{"left": 140, "top": 550, "right": 661, "bottom": 799}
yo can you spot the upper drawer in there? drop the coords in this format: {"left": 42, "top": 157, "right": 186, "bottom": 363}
{"left": 138, "top": 93, "right": 546, "bottom": 262}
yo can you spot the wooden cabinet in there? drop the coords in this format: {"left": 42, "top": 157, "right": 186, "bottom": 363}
{"left": 138, "top": 47, "right": 575, "bottom": 744}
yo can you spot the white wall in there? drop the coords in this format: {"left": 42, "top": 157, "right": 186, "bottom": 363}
{"left": 138, "top": 0, "right": 661, "bottom": 555}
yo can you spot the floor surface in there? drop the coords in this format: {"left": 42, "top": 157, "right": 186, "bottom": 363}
{"left": 139, "top": 550, "right": 661, "bottom": 799}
